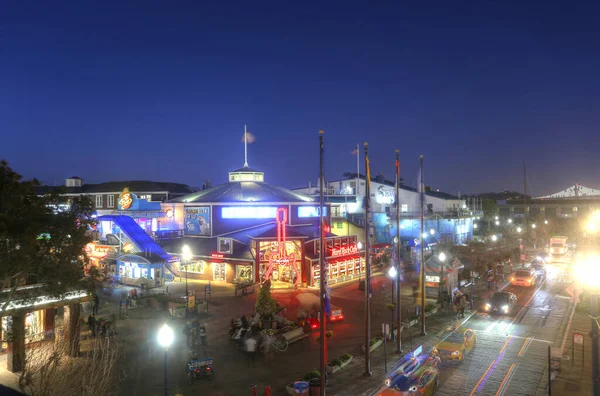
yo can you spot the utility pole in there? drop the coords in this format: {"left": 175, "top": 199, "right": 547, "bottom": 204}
{"left": 419, "top": 155, "right": 426, "bottom": 336}
{"left": 592, "top": 293, "right": 599, "bottom": 396}
{"left": 364, "top": 142, "right": 372, "bottom": 376}
{"left": 395, "top": 149, "right": 402, "bottom": 354}
{"left": 319, "top": 130, "right": 327, "bottom": 396}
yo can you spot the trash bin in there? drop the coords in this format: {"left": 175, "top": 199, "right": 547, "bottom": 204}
{"left": 293, "top": 381, "right": 309, "bottom": 395}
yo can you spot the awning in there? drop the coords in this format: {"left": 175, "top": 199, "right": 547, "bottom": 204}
{"left": 117, "top": 253, "right": 165, "bottom": 265}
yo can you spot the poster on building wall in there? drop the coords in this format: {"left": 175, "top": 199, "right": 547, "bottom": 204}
{"left": 184, "top": 260, "right": 205, "bottom": 274}
{"left": 184, "top": 207, "right": 211, "bottom": 235}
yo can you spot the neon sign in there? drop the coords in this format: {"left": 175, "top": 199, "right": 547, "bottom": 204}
{"left": 119, "top": 188, "right": 134, "bottom": 210}
{"left": 222, "top": 206, "right": 277, "bottom": 219}
{"left": 211, "top": 253, "right": 224, "bottom": 259}
{"left": 264, "top": 208, "right": 300, "bottom": 287}
{"left": 330, "top": 244, "right": 359, "bottom": 257}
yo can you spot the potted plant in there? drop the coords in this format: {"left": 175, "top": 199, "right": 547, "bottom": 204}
{"left": 425, "top": 302, "right": 438, "bottom": 316}
{"left": 304, "top": 370, "right": 322, "bottom": 395}
{"left": 387, "top": 302, "right": 396, "bottom": 310}
{"left": 326, "top": 358, "right": 342, "bottom": 374}
{"left": 340, "top": 353, "right": 353, "bottom": 366}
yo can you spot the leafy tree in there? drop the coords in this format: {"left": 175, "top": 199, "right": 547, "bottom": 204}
{"left": 0, "top": 160, "right": 96, "bottom": 309}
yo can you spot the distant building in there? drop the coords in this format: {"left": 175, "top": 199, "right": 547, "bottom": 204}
{"left": 498, "top": 184, "right": 600, "bottom": 220}
{"left": 293, "top": 173, "right": 481, "bottom": 246}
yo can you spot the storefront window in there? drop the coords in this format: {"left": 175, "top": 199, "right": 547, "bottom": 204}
{"left": 259, "top": 240, "right": 302, "bottom": 288}
{"left": 236, "top": 265, "right": 253, "bottom": 282}
{"left": 180, "top": 260, "right": 205, "bottom": 274}
{"left": 214, "top": 263, "right": 226, "bottom": 281}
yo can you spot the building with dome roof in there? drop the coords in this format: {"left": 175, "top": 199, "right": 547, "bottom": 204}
{"left": 158, "top": 163, "right": 365, "bottom": 289}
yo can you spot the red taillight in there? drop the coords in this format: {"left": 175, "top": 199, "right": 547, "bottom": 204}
{"left": 206, "top": 367, "right": 211, "bottom": 371}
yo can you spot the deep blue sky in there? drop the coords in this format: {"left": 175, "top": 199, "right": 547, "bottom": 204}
{"left": 2, "top": 1, "right": 600, "bottom": 196}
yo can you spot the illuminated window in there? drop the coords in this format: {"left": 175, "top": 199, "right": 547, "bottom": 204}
{"left": 401, "top": 204, "right": 408, "bottom": 213}
{"left": 107, "top": 195, "right": 114, "bottom": 208}
{"left": 218, "top": 238, "right": 232, "bottom": 254}
{"left": 298, "top": 206, "right": 328, "bottom": 218}
{"left": 139, "top": 194, "right": 151, "bottom": 200}
{"left": 573, "top": 207, "right": 578, "bottom": 212}
{"left": 95, "top": 195, "right": 103, "bottom": 208}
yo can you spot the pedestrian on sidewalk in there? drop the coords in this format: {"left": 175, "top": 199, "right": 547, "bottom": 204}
{"left": 199, "top": 324, "right": 207, "bottom": 347}
{"left": 245, "top": 336, "right": 257, "bottom": 367}
{"left": 88, "top": 314, "right": 96, "bottom": 337}
{"left": 458, "top": 294, "right": 467, "bottom": 318}
{"left": 92, "top": 294, "right": 99, "bottom": 315}
{"left": 183, "top": 321, "right": 192, "bottom": 347}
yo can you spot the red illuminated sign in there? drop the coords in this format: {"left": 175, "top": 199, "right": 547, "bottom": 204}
{"left": 330, "top": 244, "right": 359, "bottom": 257}
{"left": 264, "top": 208, "right": 300, "bottom": 287}
{"left": 211, "top": 253, "right": 224, "bottom": 258}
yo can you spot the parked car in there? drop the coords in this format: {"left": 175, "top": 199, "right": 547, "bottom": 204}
{"left": 485, "top": 291, "right": 517, "bottom": 315}
{"left": 432, "top": 327, "right": 476, "bottom": 362}
{"left": 511, "top": 269, "right": 537, "bottom": 287}
{"left": 377, "top": 352, "right": 440, "bottom": 395}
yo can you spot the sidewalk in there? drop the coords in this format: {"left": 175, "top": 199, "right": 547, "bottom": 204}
{"left": 547, "top": 305, "right": 594, "bottom": 395}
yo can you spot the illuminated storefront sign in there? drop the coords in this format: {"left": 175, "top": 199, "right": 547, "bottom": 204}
{"left": 221, "top": 206, "right": 277, "bottom": 219}
{"left": 184, "top": 207, "right": 211, "bottom": 236}
{"left": 85, "top": 243, "right": 118, "bottom": 259}
{"left": 330, "top": 244, "right": 359, "bottom": 257}
{"left": 426, "top": 275, "right": 440, "bottom": 283}
{"left": 211, "top": 253, "right": 224, "bottom": 259}
{"left": 165, "top": 208, "right": 174, "bottom": 218}
{"left": 298, "top": 206, "right": 328, "bottom": 218}
{"left": 119, "top": 188, "right": 135, "bottom": 210}
{"left": 263, "top": 208, "right": 300, "bottom": 287}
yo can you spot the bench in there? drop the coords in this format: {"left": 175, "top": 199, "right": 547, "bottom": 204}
{"left": 234, "top": 283, "right": 259, "bottom": 297}
{"left": 281, "top": 327, "right": 308, "bottom": 344}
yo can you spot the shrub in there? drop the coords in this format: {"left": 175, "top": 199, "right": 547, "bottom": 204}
{"left": 303, "top": 369, "right": 321, "bottom": 381}
{"left": 326, "top": 331, "right": 333, "bottom": 338}
{"left": 341, "top": 353, "right": 352, "bottom": 361}
{"left": 425, "top": 302, "right": 437, "bottom": 312}
{"left": 328, "top": 359, "right": 342, "bottom": 367}
{"left": 370, "top": 337, "right": 382, "bottom": 346}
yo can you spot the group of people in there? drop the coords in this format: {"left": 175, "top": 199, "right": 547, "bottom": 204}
{"left": 87, "top": 313, "right": 112, "bottom": 337}
{"left": 184, "top": 319, "right": 207, "bottom": 347}
{"left": 228, "top": 314, "right": 259, "bottom": 367}
{"left": 453, "top": 289, "right": 469, "bottom": 318}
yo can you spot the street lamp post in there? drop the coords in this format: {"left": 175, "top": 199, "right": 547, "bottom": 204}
{"left": 388, "top": 266, "right": 397, "bottom": 341}
{"left": 157, "top": 323, "right": 174, "bottom": 396}
{"left": 438, "top": 252, "right": 446, "bottom": 307}
{"left": 182, "top": 245, "right": 192, "bottom": 317}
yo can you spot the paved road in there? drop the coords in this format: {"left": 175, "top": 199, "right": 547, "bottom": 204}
{"left": 422, "top": 268, "right": 573, "bottom": 396}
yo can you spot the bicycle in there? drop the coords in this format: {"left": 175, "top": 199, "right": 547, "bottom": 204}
{"left": 260, "top": 334, "right": 288, "bottom": 353}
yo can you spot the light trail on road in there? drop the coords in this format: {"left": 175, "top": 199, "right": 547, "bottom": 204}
{"left": 469, "top": 336, "right": 514, "bottom": 395}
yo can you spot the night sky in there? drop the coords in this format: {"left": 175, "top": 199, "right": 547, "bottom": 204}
{"left": 2, "top": 1, "right": 600, "bottom": 196}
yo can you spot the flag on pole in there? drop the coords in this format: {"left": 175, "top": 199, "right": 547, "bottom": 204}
{"left": 351, "top": 147, "right": 359, "bottom": 155}
{"left": 395, "top": 158, "right": 400, "bottom": 177}
{"left": 366, "top": 151, "right": 371, "bottom": 187}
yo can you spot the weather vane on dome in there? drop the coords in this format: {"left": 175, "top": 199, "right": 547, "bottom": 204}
{"left": 241, "top": 125, "right": 256, "bottom": 168}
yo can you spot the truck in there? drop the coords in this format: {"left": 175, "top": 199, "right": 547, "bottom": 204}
{"left": 549, "top": 236, "right": 569, "bottom": 260}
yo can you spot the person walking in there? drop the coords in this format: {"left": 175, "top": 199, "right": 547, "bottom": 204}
{"left": 245, "top": 336, "right": 257, "bottom": 367}
{"left": 199, "top": 324, "right": 207, "bottom": 347}
{"left": 88, "top": 314, "right": 96, "bottom": 337}
{"left": 458, "top": 294, "right": 467, "bottom": 319}
{"left": 92, "top": 294, "right": 99, "bottom": 315}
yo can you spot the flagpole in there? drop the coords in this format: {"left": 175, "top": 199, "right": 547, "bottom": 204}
{"left": 395, "top": 150, "right": 402, "bottom": 354}
{"left": 419, "top": 155, "right": 426, "bottom": 336}
{"left": 319, "top": 130, "right": 327, "bottom": 395}
{"left": 244, "top": 124, "right": 249, "bottom": 167}
{"left": 356, "top": 143, "right": 360, "bottom": 195}
{"left": 364, "top": 142, "right": 372, "bottom": 376}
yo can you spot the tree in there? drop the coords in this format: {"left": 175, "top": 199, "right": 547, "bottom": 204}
{"left": 0, "top": 160, "right": 96, "bottom": 309}
{"left": 255, "top": 279, "right": 280, "bottom": 319}
{"left": 482, "top": 199, "right": 498, "bottom": 231}
{"left": 18, "top": 337, "right": 122, "bottom": 396}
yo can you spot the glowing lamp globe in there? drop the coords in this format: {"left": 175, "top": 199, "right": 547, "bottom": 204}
{"left": 157, "top": 323, "right": 174, "bottom": 349}
{"left": 438, "top": 252, "right": 446, "bottom": 262}
{"left": 388, "top": 266, "right": 397, "bottom": 279}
